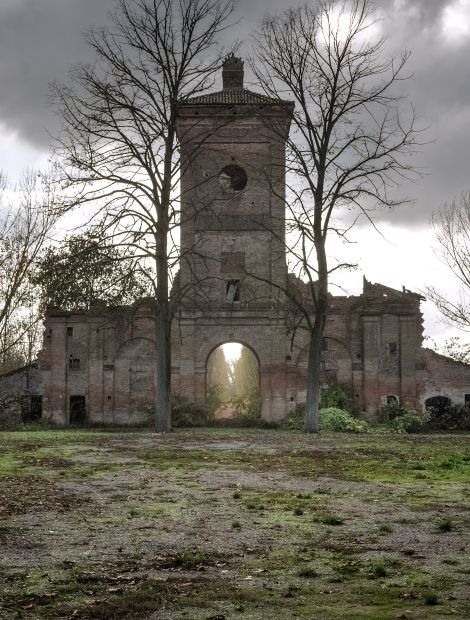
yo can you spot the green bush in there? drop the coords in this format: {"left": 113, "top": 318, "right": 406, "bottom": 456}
{"left": 320, "top": 384, "right": 357, "bottom": 414}
{"left": 379, "top": 405, "right": 428, "bottom": 433}
{"left": 278, "top": 403, "right": 305, "bottom": 431}
{"left": 319, "top": 407, "right": 369, "bottom": 433}
{"left": 278, "top": 404, "right": 369, "bottom": 433}
{"left": 171, "top": 396, "right": 208, "bottom": 427}
{"left": 425, "top": 404, "right": 470, "bottom": 431}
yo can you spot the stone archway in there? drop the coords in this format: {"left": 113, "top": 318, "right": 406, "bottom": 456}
{"left": 205, "top": 342, "right": 260, "bottom": 421}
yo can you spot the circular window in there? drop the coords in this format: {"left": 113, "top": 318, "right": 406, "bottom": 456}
{"left": 218, "top": 164, "right": 247, "bottom": 192}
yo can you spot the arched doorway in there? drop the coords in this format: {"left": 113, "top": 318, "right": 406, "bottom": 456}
{"left": 425, "top": 395, "right": 452, "bottom": 415}
{"left": 206, "top": 342, "right": 260, "bottom": 421}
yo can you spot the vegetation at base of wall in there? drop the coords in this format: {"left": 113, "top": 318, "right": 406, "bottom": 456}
{"left": 320, "top": 384, "right": 359, "bottom": 414}
{"left": 278, "top": 404, "right": 370, "bottom": 433}
{"left": 425, "top": 405, "right": 470, "bottom": 431}
{"left": 319, "top": 408, "right": 370, "bottom": 433}
{"left": 171, "top": 396, "right": 208, "bottom": 428}
{"left": 378, "top": 403, "right": 429, "bottom": 433}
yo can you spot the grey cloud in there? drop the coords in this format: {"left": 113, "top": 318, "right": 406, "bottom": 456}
{"left": 0, "top": 0, "right": 115, "bottom": 147}
{"left": 0, "top": 0, "right": 469, "bottom": 224}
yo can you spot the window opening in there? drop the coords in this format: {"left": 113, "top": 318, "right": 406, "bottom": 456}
{"left": 69, "top": 356, "right": 80, "bottom": 370}
{"left": 225, "top": 280, "right": 240, "bottom": 303}
{"left": 425, "top": 395, "right": 451, "bottom": 414}
{"left": 388, "top": 342, "right": 398, "bottom": 354}
{"left": 465, "top": 394, "right": 470, "bottom": 405}
{"left": 67, "top": 327, "right": 74, "bottom": 337}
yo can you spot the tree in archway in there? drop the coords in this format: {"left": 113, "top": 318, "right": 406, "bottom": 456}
{"left": 252, "top": 0, "right": 420, "bottom": 431}
{"left": 232, "top": 346, "right": 258, "bottom": 397}
{"left": 206, "top": 347, "right": 231, "bottom": 405}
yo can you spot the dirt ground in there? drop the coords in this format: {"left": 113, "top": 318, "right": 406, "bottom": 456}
{"left": 0, "top": 428, "right": 469, "bottom": 619}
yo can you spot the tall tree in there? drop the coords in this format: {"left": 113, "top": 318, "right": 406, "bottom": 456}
{"left": 53, "top": 0, "right": 234, "bottom": 431}
{"left": 33, "top": 229, "right": 150, "bottom": 311}
{"left": 252, "top": 0, "right": 420, "bottom": 431}
{"left": 426, "top": 191, "right": 470, "bottom": 332}
{"left": 0, "top": 171, "right": 59, "bottom": 372}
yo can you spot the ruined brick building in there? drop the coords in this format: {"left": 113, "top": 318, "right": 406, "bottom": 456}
{"left": 2, "top": 58, "right": 470, "bottom": 425}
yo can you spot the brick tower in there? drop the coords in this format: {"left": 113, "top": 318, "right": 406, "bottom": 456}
{"left": 172, "top": 57, "right": 294, "bottom": 420}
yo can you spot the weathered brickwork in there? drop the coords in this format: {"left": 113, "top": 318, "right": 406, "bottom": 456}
{"left": 8, "top": 58, "right": 469, "bottom": 425}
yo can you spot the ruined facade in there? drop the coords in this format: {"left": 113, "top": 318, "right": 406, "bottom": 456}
{"left": 2, "top": 58, "right": 470, "bottom": 424}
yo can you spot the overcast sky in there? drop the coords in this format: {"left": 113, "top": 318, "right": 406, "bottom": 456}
{"left": 1, "top": 0, "right": 469, "bottom": 345}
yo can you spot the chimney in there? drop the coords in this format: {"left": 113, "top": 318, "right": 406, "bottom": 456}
{"left": 222, "top": 55, "right": 244, "bottom": 89}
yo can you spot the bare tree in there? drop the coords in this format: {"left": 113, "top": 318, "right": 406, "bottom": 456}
{"left": 53, "top": 0, "right": 234, "bottom": 431}
{"left": 426, "top": 191, "right": 470, "bottom": 332}
{"left": 0, "top": 171, "right": 59, "bottom": 372}
{"left": 252, "top": 0, "right": 420, "bottom": 431}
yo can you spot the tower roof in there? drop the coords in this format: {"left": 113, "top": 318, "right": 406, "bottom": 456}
{"left": 186, "top": 88, "right": 292, "bottom": 106}
{"left": 183, "top": 55, "right": 293, "bottom": 108}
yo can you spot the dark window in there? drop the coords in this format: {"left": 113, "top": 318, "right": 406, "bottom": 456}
{"left": 21, "top": 396, "right": 42, "bottom": 422}
{"left": 321, "top": 337, "right": 328, "bottom": 351}
{"left": 70, "top": 396, "right": 86, "bottom": 425}
{"left": 218, "top": 165, "right": 248, "bottom": 192}
{"left": 67, "top": 327, "right": 74, "bottom": 337}
{"left": 387, "top": 395, "right": 399, "bottom": 405}
{"left": 69, "top": 357, "right": 80, "bottom": 370}
{"left": 225, "top": 280, "right": 240, "bottom": 303}
{"left": 465, "top": 394, "right": 470, "bottom": 405}
{"left": 425, "top": 396, "right": 451, "bottom": 414}
{"left": 388, "top": 342, "right": 398, "bottom": 354}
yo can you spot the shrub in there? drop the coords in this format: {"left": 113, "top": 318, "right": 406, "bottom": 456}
{"left": 279, "top": 405, "right": 369, "bottom": 432}
{"left": 425, "top": 404, "right": 470, "bottom": 431}
{"left": 171, "top": 396, "right": 208, "bottom": 427}
{"left": 423, "top": 591, "right": 439, "bottom": 605}
{"left": 319, "top": 407, "right": 369, "bottom": 433}
{"left": 371, "top": 562, "right": 387, "bottom": 578}
{"left": 437, "top": 517, "right": 453, "bottom": 533}
{"left": 320, "top": 384, "right": 358, "bottom": 414}
{"left": 278, "top": 403, "right": 305, "bottom": 431}
{"left": 297, "top": 567, "right": 317, "bottom": 578}
{"left": 321, "top": 514, "right": 344, "bottom": 525}
{"left": 379, "top": 404, "right": 428, "bottom": 433}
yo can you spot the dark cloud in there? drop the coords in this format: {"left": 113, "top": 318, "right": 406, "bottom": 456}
{"left": 0, "top": 0, "right": 115, "bottom": 147}
{"left": 0, "top": 0, "right": 469, "bottom": 223}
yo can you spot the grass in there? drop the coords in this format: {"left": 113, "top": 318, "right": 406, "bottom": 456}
{"left": 424, "top": 591, "right": 440, "bottom": 605}
{"left": 320, "top": 514, "right": 344, "bottom": 525}
{"left": 378, "top": 523, "right": 393, "bottom": 534}
{"left": 371, "top": 562, "right": 388, "bottom": 578}
{"left": 0, "top": 428, "right": 469, "bottom": 619}
{"left": 437, "top": 517, "right": 453, "bottom": 532}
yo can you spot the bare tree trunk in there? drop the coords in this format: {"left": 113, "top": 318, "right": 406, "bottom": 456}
{"left": 154, "top": 306, "right": 171, "bottom": 432}
{"left": 304, "top": 318, "right": 324, "bottom": 432}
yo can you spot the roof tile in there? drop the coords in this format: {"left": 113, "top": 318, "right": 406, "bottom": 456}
{"left": 184, "top": 88, "right": 292, "bottom": 106}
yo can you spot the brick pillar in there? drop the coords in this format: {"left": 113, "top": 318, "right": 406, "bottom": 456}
{"left": 362, "top": 316, "right": 380, "bottom": 419}
{"left": 400, "top": 316, "right": 418, "bottom": 407}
